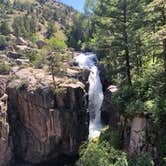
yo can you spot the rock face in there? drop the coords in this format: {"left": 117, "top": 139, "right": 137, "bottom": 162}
{"left": 128, "top": 115, "right": 157, "bottom": 158}
{"left": 101, "top": 86, "right": 157, "bottom": 159}
{"left": 0, "top": 76, "right": 13, "bottom": 166}
{"left": 7, "top": 68, "right": 88, "bottom": 164}
{"left": 101, "top": 85, "right": 122, "bottom": 129}
{"left": 129, "top": 116, "right": 147, "bottom": 156}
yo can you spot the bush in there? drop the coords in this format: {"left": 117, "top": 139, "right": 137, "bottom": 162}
{"left": 0, "top": 61, "right": 11, "bottom": 74}
{"left": 0, "top": 35, "right": 7, "bottom": 50}
{"left": 32, "top": 49, "right": 47, "bottom": 68}
{"left": 0, "top": 21, "right": 11, "bottom": 35}
{"left": 112, "top": 65, "right": 166, "bottom": 124}
{"left": 99, "top": 126, "right": 122, "bottom": 149}
{"left": 128, "top": 154, "right": 154, "bottom": 166}
{"left": 12, "top": 15, "right": 37, "bottom": 38}
{"left": 77, "top": 142, "right": 128, "bottom": 166}
{"left": 45, "top": 36, "right": 67, "bottom": 50}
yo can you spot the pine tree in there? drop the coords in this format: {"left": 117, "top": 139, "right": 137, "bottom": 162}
{"left": 0, "top": 21, "right": 10, "bottom": 35}
{"left": 87, "top": 0, "right": 145, "bottom": 85}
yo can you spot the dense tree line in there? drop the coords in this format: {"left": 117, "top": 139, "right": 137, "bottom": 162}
{"left": 69, "top": 0, "right": 165, "bottom": 86}
{"left": 72, "top": 0, "right": 166, "bottom": 165}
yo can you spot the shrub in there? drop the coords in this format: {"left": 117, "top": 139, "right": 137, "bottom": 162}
{"left": 99, "top": 126, "right": 122, "bottom": 149}
{"left": 128, "top": 154, "right": 154, "bottom": 166}
{"left": 32, "top": 50, "right": 47, "bottom": 68}
{"left": 45, "top": 36, "right": 67, "bottom": 50}
{"left": 0, "top": 61, "right": 11, "bottom": 74}
{"left": 112, "top": 65, "right": 166, "bottom": 124}
{"left": 77, "top": 141, "right": 128, "bottom": 166}
{"left": 0, "top": 35, "right": 7, "bottom": 50}
{"left": 0, "top": 21, "right": 11, "bottom": 35}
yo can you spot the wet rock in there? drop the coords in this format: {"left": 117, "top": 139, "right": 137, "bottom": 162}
{"left": 101, "top": 85, "right": 121, "bottom": 130}
{"left": 98, "top": 64, "right": 111, "bottom": 91}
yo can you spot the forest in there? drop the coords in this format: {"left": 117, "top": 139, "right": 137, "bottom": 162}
{"left": 69, "top": 0, "right": 166, "bottom": 165}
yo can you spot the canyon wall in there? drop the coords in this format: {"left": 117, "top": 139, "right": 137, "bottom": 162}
{"left": 6, "top": 68, "right": 88, "bottom": 164}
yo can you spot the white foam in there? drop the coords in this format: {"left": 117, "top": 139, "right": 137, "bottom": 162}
{"left": 74, "top": 53, "right": 103, "bottom": 139}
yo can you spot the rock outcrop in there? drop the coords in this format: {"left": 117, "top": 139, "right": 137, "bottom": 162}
{"left": 7, "top": 68, "right": 88, "bottom": 164}
{"left": 0, "top": 76, "right": 13, "bottom": 166}
{"left": 101, "top": 85, "right": 122, "bottom": 129}
{"left": 101, "top": 85, "right": 157, "bottom": 159}
{"left": 128, "top": 115, "right": 157, "bottom": 158}
{"left": 128, "top": 115, "right": 147, "bottom": 156}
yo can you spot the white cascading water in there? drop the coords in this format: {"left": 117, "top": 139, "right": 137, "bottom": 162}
{"left": 74, "top": 53, "right": 104, "bottom": 139}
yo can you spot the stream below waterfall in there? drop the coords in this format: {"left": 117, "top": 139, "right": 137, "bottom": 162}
{"left": 74, "top": 53, "right": 104, "bottom": 139}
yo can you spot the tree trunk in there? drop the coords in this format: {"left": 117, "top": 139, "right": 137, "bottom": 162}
{"left": 163, "top": 39, "right": 166, "bottom": 73}
{"left": 136, "top": 55, "right": 140, "bottom": 75}
{"left": 123, "top": 1, "right": 132, "bottom": 86}
{"left": 125, "top": 46, "right": 132, "bottom": 86}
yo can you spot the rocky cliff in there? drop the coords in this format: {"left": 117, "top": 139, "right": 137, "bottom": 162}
{"left": 101, "top": 85, "right": 158, "bottom": 160}
{"left": 0, "top": 76, "right": 12, "bottom": 166}
{"left": 6, "top": 68, "right": 88, "bottom": 164}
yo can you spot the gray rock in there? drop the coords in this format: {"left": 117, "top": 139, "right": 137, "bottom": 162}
{"left": 16, "top": 37, "right": 28, "bottom": 46}
{"left": 7, "top": 68, "right": 88, "bottom": 164}
{"left": 7, "top": 51, "right": 21, "bottom": 59}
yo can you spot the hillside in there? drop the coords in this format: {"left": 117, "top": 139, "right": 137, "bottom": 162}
{"left": 0, "top": 0, "right": 79, "bottom": 74}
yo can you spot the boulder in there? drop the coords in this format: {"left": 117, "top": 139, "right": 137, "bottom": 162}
{"left": 7, "top": 68, "right": 88, "bottom": 164}
{"left": 16, "top": 58, "right": 30, "bottom": 65}
{"left": 101, "top": 85, "right": 122, "bottom": 130}
{"left": 16, "top": 37, "right": 28, "bottom": 46}
{"left": 0, "top": 54, "right": 9, "bottom": 61}
{"left": 7, "top": 51, "right": 21, "bottom": 59}
{"left": 36, "top": 40, "right": 46, "bottom": 49}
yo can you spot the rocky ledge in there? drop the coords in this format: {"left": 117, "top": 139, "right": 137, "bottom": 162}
{"left": 6, "top": 68, "right": 88, "bottom": 164}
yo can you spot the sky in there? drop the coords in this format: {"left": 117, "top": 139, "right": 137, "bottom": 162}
{"left": 58, "top": 0, "right": 86, "bottom": 12}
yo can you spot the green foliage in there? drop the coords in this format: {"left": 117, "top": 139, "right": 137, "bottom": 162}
{"left": 0, "top": 61, "right": 11, "bottom": 74}
{"left": 29, "top": 33, "right": 40, "bottom": 44}
{"left": 46, "top": 36, "right": 67, "bottom": 50}
{"left": 99, "top": 126, "right": 122, "bottom": 149}
{"left": 0, "top": 35, "right": 7, "bottom": 49}
{"left": 24, "top": 49, "right": 38, "bottom": 63}
{"left": 12, "top": 15, "right": 37, "bottom": 38}
{"left": 32, "top": 48, "right": 47, "bottom": 68}
{"left": 77, "top": 142, "right": 128, "bottom": 166}
{"left": 66, "top": 13, "right": 92, "bottom": 51}
{"left": 47, "top": 52, "right": 68, "bottom": 77}
{"left": 77, "top": 127, "right": 154, "bottom": 166}
{"left": 112, "top": 64, "right": 166, "bottom": 124}
{"left": 129, "top": 154, "right": 154, "bottom": 166}
{"left": 158, "top": 134, "right": 166, "bottom": 166}
{"left": 0, "top": 21, "right": 11, "bottom": 35}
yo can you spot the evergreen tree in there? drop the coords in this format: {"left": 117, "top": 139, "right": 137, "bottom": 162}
{"left": 146, "top": 0, "right": 166, "bottom": 72}
{"left": 0, "top": 21, "right": 10, "bottom": 35}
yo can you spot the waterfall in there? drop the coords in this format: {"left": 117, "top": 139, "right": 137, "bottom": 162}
{"left": 74, "top": 53, "right": 104, "bottom": 139}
